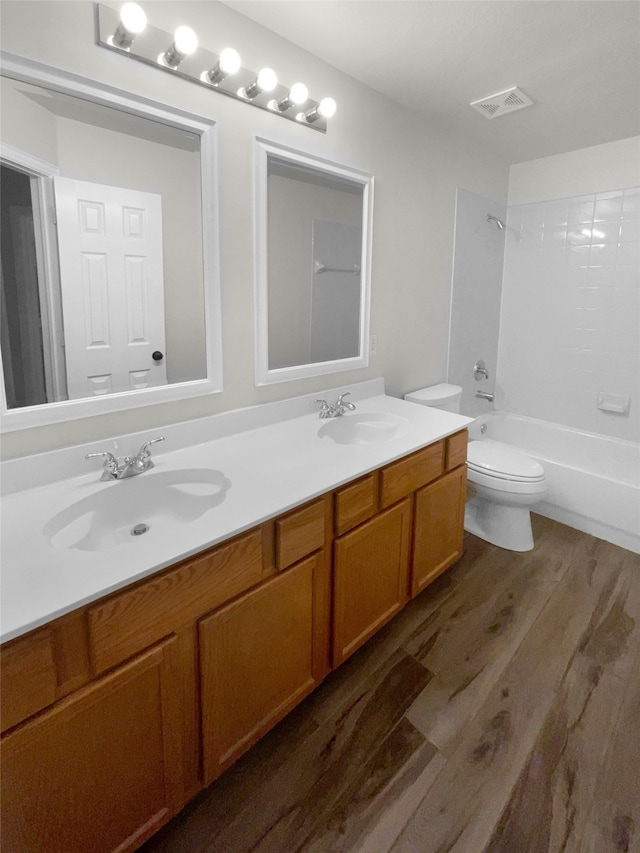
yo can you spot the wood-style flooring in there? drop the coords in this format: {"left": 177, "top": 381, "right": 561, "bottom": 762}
{"left": 141, "top": 515, "right": 640, "bottom": 853}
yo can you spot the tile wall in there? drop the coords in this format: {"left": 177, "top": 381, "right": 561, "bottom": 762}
{"left": 496, "top": 187, "right": 640, "bottom": 441}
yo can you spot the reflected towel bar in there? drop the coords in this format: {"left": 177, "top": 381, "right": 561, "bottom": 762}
{"left": 314, "top": 261, "right": 361, "bottom": 274}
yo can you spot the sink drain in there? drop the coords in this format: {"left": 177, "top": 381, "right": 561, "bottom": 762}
{"left": 131, "top": 523, "right": 149, "bottom": 536}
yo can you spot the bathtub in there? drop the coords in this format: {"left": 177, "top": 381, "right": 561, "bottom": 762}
{"left": 468, "top": 412, "right": 640, "bottom": 554}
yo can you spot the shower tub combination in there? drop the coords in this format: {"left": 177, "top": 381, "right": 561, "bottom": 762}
{"left": 468, "top": 412, "right": 640, "bottom": 555}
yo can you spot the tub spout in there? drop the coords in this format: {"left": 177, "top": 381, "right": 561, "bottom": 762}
{"left": 476, "top": 390, "right": 494, "bottom": 402}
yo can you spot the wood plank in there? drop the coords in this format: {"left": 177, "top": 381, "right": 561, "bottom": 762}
{"left": 389, "top": 537, "right": 638, "bottom": 853}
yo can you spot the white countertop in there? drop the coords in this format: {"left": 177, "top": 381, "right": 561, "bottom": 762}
{"left": 0, "top": 380, "right": 471, "bottom": 644}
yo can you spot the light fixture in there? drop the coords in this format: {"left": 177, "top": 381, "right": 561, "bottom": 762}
{"left": 96, "top": 4, "right": 334, "bottom": 132}
{"left": 270, "top": 82, "right": 308, "bottom": 112}
{"left": 204, "top": 47, "right": 241, "bottom": 85}
{"left": 161, "top": 25, "right": 198, "bottom": 68}
{"left": 111, "top": 2, "right": 147, "bottom": 49}
{"left": 240, "top": 67, "right": 277, "bottom": 100}
{"left": 299, "top": 97, "right": 337, "bottom": 123}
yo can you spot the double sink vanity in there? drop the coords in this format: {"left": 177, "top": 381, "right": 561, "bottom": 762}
{"left": 0, "top": 379, "right": 471, "bottom": 853}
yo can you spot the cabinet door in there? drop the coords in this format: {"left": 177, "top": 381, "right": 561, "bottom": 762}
{"left": 333, "top": 499, "right": 412, "bottom": 666}
{"left": 200, "top": 554, "right": 322, "bottom": 784}
{"left": 412, "top": 465, "right": 466, "bottom": 596}
{"left": 0, "top": 638, "right": 182, "bottom": 853}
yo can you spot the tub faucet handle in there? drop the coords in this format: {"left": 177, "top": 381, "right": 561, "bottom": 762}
{"left": 474, "top": 359, "right": 489, "bottom": 381}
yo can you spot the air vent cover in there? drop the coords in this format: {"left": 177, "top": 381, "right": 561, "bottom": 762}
{"left": 470, "top": 86, "right": 533, "bottom": 119}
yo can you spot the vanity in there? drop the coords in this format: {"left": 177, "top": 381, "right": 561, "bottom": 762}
{"left": 0, "top": 380, "right": 470, "bottom": 853}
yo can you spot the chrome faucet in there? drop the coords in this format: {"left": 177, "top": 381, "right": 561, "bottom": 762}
{"left": 314, "top": 392, "right": 357, "bottom": 419}
{"left": 86, "top": 436, "right": 165, "bottom": 481}
{"left": 476, "top": 391, "right": 494, "bottom": 402}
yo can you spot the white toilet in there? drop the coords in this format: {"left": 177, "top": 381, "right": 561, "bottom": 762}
{"left": 404, "top": 384, "right": 547, "bottom": 552}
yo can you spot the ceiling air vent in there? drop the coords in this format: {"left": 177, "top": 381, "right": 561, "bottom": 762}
{"left": 470, "top": 86, "right": 533, "bottom": 119}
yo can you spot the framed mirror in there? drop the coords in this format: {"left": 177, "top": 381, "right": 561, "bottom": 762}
{"left": 0, "top": 52, "right": 222, "bottom": 431}
{"left": 254, "top": 137, "right": 373, "bottom": 385}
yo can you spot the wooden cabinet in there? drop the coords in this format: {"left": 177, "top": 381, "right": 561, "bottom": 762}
{"left": 0, "top": 639, "right": 182, "bottom": 853}
{"left": 0, "top": 431, "right": 467, "bottom": 852}
{"left": 200, "top": 553, "right": 324, "bottom": 783}
{"left": 333, "top": 499, "right": 412, "bottom": 666}
{"left": 411, "top": 465, "right": 467, "bottom": 596}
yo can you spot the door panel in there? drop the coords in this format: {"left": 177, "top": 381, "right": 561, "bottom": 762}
{"left": 54, "top": 177, "right": 167, "bottom": 399}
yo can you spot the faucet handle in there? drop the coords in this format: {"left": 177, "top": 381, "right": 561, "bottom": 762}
{"left": 314, "top": 399, "right": 330, "bottom": 418}
{"left": 85, "top": 451, "right": 118, "bottom": 480}
{"left": 136, "top": 436, "right": 165, "bottom": 462}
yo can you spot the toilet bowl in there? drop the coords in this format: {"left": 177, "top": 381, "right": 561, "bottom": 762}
{"left": 404, "top": 384, "right": 547, "bottom": 552}
{"left": 465, "top": 439, "right": 547, "bottom": 551}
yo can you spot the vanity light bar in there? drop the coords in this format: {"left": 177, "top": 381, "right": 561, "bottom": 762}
{"left": 96, "top": 4, "right": 334, "bottom": 133}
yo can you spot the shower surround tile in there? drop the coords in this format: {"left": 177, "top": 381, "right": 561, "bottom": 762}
{"left": 497, "top": 186, "right": 640, "bottom": 441}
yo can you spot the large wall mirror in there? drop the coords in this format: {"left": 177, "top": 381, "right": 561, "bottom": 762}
{"left": 254, "top": 137, "right": 373, "bottom": 385}
{"left": 0, "top": 52, "right": 222, "bottom": 431}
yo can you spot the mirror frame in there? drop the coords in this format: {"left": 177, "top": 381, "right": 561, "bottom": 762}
{"left": 253, "top": 136, "right": 374, "bottom": 385}
{"left": 0, "top": 51, "right": 223, "bottom": 431}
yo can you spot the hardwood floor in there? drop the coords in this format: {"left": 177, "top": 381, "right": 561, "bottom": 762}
{"left": 141, "top": 516, "right": 640, "bottom": 853}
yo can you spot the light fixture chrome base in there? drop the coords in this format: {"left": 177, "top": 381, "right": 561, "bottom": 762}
{"left": 96, "top": 4, "right": 327, "bottom": 132}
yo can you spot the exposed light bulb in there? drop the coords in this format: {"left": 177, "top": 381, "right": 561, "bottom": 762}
{"left": 205, "top": 47, "right": 242, "bottom": 85}
{"left": 220, "top": 47, "right": 242, "bottom": 75}
{"left": 299, "top": 96, "right": 337, "bottom": 123}
{"left": 257, "top": 67, "right": 277, "bottom": 92}
{"left": 318, "top": 97, "right": 337, "bottom": 118}
{"left": 271, "top": 81, "right": 309, "bottom": 112}
{"left": 174, "top": 25, "right": 198, "bottom": 55}
{"left": 112, "top": 2, "right": 146, "bottom": 49}
{"left": 289, "top": 82, "right": 309, "bottom": 105}
{"left": 162, "top": 25, "right": 198, "bottom": 67}
{"left": 241, "top": 67, "right": 278, "bottom": 99}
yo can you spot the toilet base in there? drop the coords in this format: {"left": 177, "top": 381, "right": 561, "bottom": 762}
{"left": 464, "top": 496, "right": 535, "bottom": 552}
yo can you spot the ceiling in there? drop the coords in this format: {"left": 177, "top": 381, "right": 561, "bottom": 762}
{"left": 222, "top": 0, "right": 640, "bottom": 165}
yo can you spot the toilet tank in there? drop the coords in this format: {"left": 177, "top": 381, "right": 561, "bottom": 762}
{"left": 404, "top": 383, "right": 462, "bottom": 413}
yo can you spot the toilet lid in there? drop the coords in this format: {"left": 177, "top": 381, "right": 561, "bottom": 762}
{"left": 467, "top": 440, "right": 545, "bottom": 481}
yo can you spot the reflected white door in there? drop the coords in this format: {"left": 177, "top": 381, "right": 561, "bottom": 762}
{"left": 54, "top": 177, "right": 167, "bottom": 399}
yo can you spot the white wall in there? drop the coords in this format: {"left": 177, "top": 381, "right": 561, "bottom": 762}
{"left": 447, "top": 189, "right": 506, "bottom": 417}
{"left": 0, "top": 0, "right": 508, "bottom": 458}
{"left": 498, "top": 139, "right": 640, "bottom": 441}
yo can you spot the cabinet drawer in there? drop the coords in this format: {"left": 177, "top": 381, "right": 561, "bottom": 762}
{"left": 88, "top": 529, "right": 263, "bottom": 673}
{"left": 1, "top": 628, "right": 57, "bottom": 733}
{"left": 445, "top": 429, "right": 468, "bottom": 470}
{"left": 380, "top": 442, "right": 444, "bottom": 508}
{"left": 276, "top": 498, "right": 325, "bottom": 570}
{"left": 334, "top": 474, "right": 377, "bottom": 536}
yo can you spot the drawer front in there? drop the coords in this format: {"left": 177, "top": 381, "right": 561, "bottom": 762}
{"left": 334, "top": 474, "right": 377, "bottom": 536}
{"left": 445, "top": 429, "right": 468, "bottom": 471}
{"left": 276, "top": 498, "right": 325, "bottom": 570}
{"left": 380, "top": 442, "right": 444, "bottom": 508}
{"left": 88, "top": 529, "right": 263, "bottom": 673}
{"left": 1, "top": 628, "right": 57, "bottom": 733}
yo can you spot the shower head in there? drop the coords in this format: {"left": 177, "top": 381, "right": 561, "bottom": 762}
{"left": 487, "top": 213, "right": 505, "bottom": 230}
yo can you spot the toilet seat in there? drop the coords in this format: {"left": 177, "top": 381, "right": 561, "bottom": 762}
{"left": 467, "top": 440, "right": 545, "bottom": 483}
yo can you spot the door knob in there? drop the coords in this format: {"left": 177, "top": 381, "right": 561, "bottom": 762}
{"left": 152, "top": 350, "right": 164, "bottom": 361}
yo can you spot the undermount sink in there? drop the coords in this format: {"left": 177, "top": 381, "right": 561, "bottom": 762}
{"left": 317, "top": 412, "right": 408, "bottom": 445}
{"left": 43, "top": 468, "right": 231, "bottom": 552}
